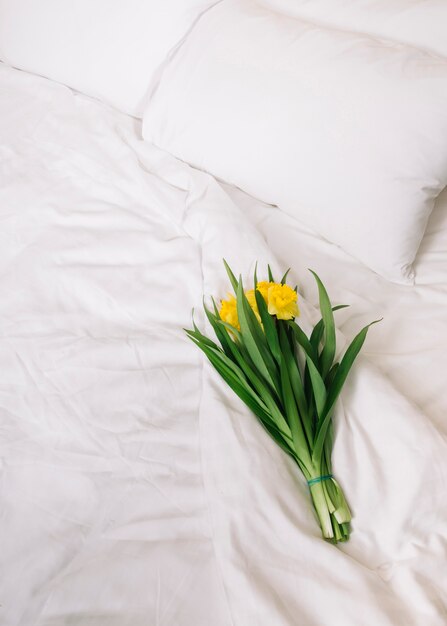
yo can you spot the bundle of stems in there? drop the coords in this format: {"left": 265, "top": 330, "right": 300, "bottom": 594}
{"left": 186, "top": 261, "right": 379, "bottom": 542}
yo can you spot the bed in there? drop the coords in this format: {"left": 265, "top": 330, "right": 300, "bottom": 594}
{"left": 0, "top": 1, "right": 446, "bottom": 625}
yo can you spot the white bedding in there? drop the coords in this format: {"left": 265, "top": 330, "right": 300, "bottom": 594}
{"left": 0, "top": 64, "right": 446, "bottom": 625}
{"left": 142, "top": 0, "right": 447, "bottom": 284}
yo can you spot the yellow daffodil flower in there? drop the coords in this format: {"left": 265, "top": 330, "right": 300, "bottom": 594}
{"left": 220, "top": 280, "right": 299, "bottom": 330}
{"left": 219, "top": 294, "right": 240, "bottom": 330}
{"left": 255, "top": 281, "right": 272, "bottom": 302}
{"left": 264, "top": 282, "right": 299, "bottom": 320}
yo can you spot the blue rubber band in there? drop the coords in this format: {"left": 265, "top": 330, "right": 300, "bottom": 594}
{"left": 307, "top": 474, "right": 333, "bottom": 487}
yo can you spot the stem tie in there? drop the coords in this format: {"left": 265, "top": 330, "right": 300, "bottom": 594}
{"left": 307, "top": 474, "right": 333, "bottom": 487}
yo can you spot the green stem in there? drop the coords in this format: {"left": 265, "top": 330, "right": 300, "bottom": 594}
{"left": 308, "top": 476, "right": 351, "bottom": 542}
{"left": 309, "top": 481, "right": 334, "bottom": 540}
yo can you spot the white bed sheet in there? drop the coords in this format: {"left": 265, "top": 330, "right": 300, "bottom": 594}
{"left": 0, "top": 64, "right": 446, "bottom": 626}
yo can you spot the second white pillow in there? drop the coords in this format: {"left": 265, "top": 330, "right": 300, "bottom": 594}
{"left": 142, "top": 0, "right": 447, "bottom": 282}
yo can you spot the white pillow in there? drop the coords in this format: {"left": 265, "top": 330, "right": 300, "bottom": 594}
{"left": 142, "top": 0, "right": 447, "bottom": 283}
{"left": 0, "top": 0, "right": 218, "bottom": 117}
{"left": 259, "top": 0, "right": 447, "bottom": 59}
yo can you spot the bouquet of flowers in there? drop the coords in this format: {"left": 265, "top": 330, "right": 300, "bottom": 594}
{"left": 186, "top": 261, "right": 379, "bottom": 543}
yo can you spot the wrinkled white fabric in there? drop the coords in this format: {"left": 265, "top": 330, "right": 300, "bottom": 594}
{"left": 0, "top": 65, "right": 446, "bottom": 626}
{"left": 0, "top": 0, "right": 221, "bottom": 117}
{"left": 259, "top": 0, "right": 447, "bottom": 59}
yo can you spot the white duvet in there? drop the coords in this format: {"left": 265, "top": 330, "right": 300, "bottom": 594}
{"left": 0, "top": 64, "right": 446, "bottom": 625}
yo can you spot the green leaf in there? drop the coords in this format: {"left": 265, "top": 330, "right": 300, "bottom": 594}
{"left": 223, "top": 259, "right": 238, "bottom": 293}
{"left": 278, "top": 354, "right": 312, "bottom": 466}
{"left": 325, "top": 319, "right": 381, "bottom": 419}
{"left": 220, "top": 328, "right": 291, "bottom": 438}
{"left": 204, "top": 310, "right": 291, "bottom": 441}
{"left": 189, "top": 337, "right": 272, "bottom": 422}
{"left": 203, "top": 301, "right": 235, "bottom": 361}
{"left": 210, "top": 298, "right": 245, "bottom": 350}
{"left": 260, "top": 420, "right": 301, "bottom": 461}
{"left": 278, "top": 322, "right": 312, "bottom": 448}
{"left": 309, "top": 270, "right": 336, "bottom": 379}
{"left": 216, "top": 320, "right": 243, "bottom": 341}
{"left": 326, "top": 362, "right": 339, "bottom": 388}
{"left": 287, "top": 321, "right": 318, "bottom": 366}
{"left": 310, "top": 305, "right": 348, "bottom": 354}
{"left": 255, "top": 288, "right": 281, "bottom": 364}
{"left": 210, "top": 296, "right": 220, "bottom": 317}
{"left": 189, "top": 336, "right": 293, "bottom": 447}
{"left": 210, "top": 359, "right": 284, "bottom": 439}
{"left": 185, "top": 328, "right": 220, "bottom": 351}
{"left": 305, "top": 305, "right": 348, "bottom": 406}
{"left": 268, "top": 265, "right": 275, "bottom": 282}
{"left": 236, "top": 278, "right": 280, "bottom": 393}
{"left": 312, "top": 319, "right": 381, "bottom": 462}
{"left": 305, "top": 354, "right": 327, "bottom": 420}
{"left": 280, "top": 268, "right": 291, "bottom": 285}
{"left": 279, "top": 351, "right": 305, "bottom": 447}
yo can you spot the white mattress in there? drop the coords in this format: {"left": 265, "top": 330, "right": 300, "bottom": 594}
{"left": 0, "top": 64, "right": 446, "bottom": 625}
